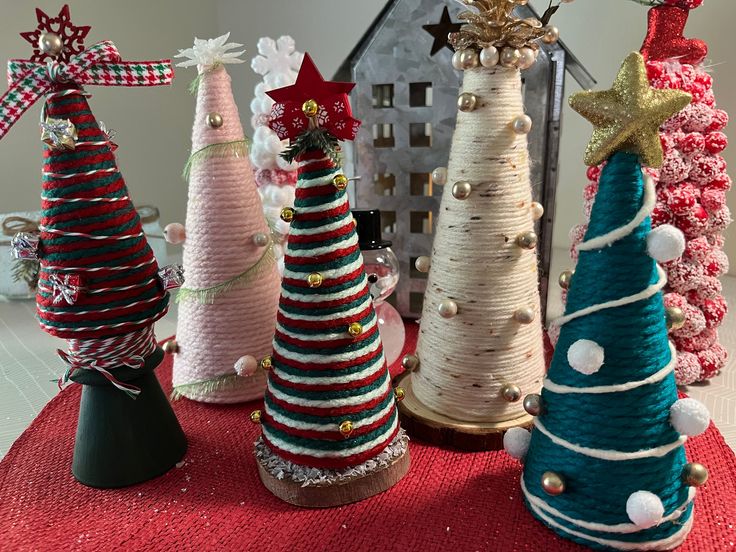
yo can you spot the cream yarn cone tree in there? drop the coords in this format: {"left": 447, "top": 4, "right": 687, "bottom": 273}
{"left": 167, "top": 35, "right": 281, "bottom": 403}
{"left": 398, "top": 1, "right": 559, "bottom": 450}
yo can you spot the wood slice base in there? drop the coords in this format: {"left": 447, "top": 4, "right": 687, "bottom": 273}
{"left": 256, "top": 447, "right": 410, "bottom": 508}
{"left": 396, "top": 371, "right": 533, "bottom": 452}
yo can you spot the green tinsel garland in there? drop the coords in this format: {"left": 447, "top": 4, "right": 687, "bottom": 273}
{"left": 182, "top": 139, "right": 250, "bottom": 181}
{"left": 281, "top": 128, "right": 341, "bottom": 165}
{"left": 176, "top": 243, "right": 275, "bottom": 304}
{"left": 170, "top": 372, "right": 244, "bottom": 401}
{"left": 188, "top": 62, "right": 223, "bottom": 95}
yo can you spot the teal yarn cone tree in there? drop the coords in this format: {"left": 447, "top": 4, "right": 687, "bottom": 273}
{"left": 504, "top": 53, "right": 712, "bottom": 550}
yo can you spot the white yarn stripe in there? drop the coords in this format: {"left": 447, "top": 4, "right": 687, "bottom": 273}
{"left": 279, "top": 296, "right": 372, "bottom": 321}
{"left": 267, "top": 372, "right": 391, "bottom": 409}
{"left": 523, "top": 482, "right": 694, "bottom": 551}
{"left": 262, "top": 413, "right": 398, "bottom": 459}
{"left": 280, "top": 276, "right": 367, "bottom": 303}
{"left": 276, "top": 315, "right": 377, "bottom": 343}
{"left": 287, "top": 216, "right": 353, "bottom": 236}
{"left": 86, "top": 278, "right": 158, "bottom": 294}
{"left": 265, "top": 398, "right": 395, "bottom": 433}
{"left": 273, "top": 354, "right": 385, "bottom": 386}
{"left": 36, "top": 294, "right": 163, "bottom": 316}
{"left": 42, "top": 195, "right": 130, "bottom": 203}
{"left": 75, "top": 140, "right": 112, "bottom": 147}
{"left": 296, "top": 169, "right": 340, "bottom": 189}
{"left": 533, "top": 418, "right": 687, "bottom": 461}
{"left": 293, "top": 194, "right": 347, "bottom": 215}
{"left": 43, "top": 167, "right": 117, "bottom": 179}
{"left": 38, "top": 305, "right": 168, "bottom": 333}
{"left": 298, "top": 156, "right": 331, "bottom": 167}
{"left": 273, "top": 331, "right": 382, "bottom": 365}
{"left": 40, "top": 258, "right": 156, "bottom": 272}
{"left": 521, "top": 477, "right": 695, "bottom": 535}
{"left": 39, "top": 225, "right": 144, "bottom": 241}
{"left": 576, "top": 175, "right": 656, "bottom": 252}
{"left": 283, "top": 257, "right": 364, "bottom": 282}
{"left": 544, "top": 342, "right": 676, "bottom": 395}
{"left": 285, "top": 233, "right": 358, "bottom": 257}
{"left": 550, "top": 265, "right": 667, "bottom": 330}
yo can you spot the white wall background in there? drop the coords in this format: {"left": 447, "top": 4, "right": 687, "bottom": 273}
{"left": 0, "top": 0, "right": 734, "bottom": 270}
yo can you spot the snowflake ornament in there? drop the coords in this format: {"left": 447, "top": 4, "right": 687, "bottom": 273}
{"left": 251, "top": 36, "right": 303, "bottom": 88}
{"left": 175, "top": 33, "right": 246, "bottom": 71}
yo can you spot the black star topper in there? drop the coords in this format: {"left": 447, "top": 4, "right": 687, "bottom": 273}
{"left": 423, "top": 6, "right": 462, "bottom": 56}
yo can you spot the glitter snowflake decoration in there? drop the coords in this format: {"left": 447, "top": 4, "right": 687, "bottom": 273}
{"left": 175, "top": 33, "right": 246, "bottom": 71}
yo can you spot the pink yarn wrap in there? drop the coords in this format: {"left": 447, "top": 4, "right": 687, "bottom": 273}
{"left": 172, "top": 65, "right": 281, "bottom": 403}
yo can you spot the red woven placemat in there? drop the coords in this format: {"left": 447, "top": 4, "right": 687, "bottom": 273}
{"left": 1, "top": 321, "right": 735, "bottom": 551}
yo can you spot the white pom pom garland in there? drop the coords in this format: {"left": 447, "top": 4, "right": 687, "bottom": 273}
{"left": 670, "top": 398, "right": 710, "bottom": 437}
{"left": 626, "top": 491, "right": 665, "bottom": 529}
{"left": 647, "top": 224, "right": 686, "bottom": 263}
{"left": 567, "top": 339, "right": 605, "bottom": 375}
{"left": 503, "top": 427, "right": 531, "bottom": 460}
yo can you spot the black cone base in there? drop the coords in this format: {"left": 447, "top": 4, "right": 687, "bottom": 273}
{"left": 70, "top": 347, "right": 187, "bottom": 488}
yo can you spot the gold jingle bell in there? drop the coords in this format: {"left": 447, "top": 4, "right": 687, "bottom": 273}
{"left": 250, "top": 410, "right": 262, "bottom": 424}
{"left": 666, "top": 306, "right": 686, "bottom": 331}
{"left": 260, "top": 356, "right": 272, "bottom": 370}
{"left": 339, "top": 420, "right": 354, "bottom": 436}
{"left": 307, "top": 273, "right": 324, "bottom": 288}
{"left": 280, "top": 207, "right": 295, "bottom": 223}
{"left": 394, "top": 387, "right": 406, "bottom": 402}
{"left": 302, "top": 99, "right": 319, "bottom": 118}
{"left": 333, "top": 174, "right": 349, "bottom": 191}
{"left": 348, "top": 322, "right": 363, "bottom": 337}
{"left": 682, "top": 463, "right": 708, "bottom": 487}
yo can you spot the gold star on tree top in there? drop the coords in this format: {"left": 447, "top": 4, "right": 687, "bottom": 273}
{"left": 570, "top": 52, "right": 691, "bottom": 167}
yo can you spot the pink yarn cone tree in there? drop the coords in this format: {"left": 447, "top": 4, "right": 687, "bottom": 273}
{"left": 168, "top": 35, "right": 281, "bottom": 403}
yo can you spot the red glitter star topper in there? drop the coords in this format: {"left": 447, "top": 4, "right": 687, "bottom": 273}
{"left": 20, "top": 4, "right": 91, "bottom": 63}
{"left": 640, "top": 5, "right": 707, "bottom": 65}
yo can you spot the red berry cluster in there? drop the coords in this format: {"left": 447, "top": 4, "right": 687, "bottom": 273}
{"left": 664, "top": 0, "right": 704, "bottom": 9}
{"left": 571, "top": 57, "right": 730, "bottom": 385}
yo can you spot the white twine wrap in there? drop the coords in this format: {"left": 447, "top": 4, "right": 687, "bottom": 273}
{"left": 413, "top": 66, "right": 545, "bottom": 423}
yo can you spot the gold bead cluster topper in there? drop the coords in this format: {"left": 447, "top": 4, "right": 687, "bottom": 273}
{"left": 250, "top": 410, "right": 262, "bottom": 424}
{"left": 333, "top": 174, "right": 349, "bottom": 191}
{"left": 260, "top": 355, "right": 272, "bottom": 370}
{"left": 348, "top": 322, "right": 363, "bottom": 337}
{"left": 280, "top": 207, "right": 295, "bottom": 223}
{"left": 302, "top": 99, "right": 319, "bottom": 117}
{"left": 339, "top": 420, "right": 354, "bottom": 436}
{"left": 307, "top": 272, "right": 324, "bottom": 288}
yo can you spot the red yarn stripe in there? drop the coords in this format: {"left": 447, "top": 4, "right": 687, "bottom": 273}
{"left": 295, "top": 183, "right": 341, "bottom": 199}
{"left": 286, "top": 221, "right": 354, "bottom": 243}
{"left": 269, "top": 362, "right": 385, "bottom": 392}
{"left": 275, "top": 322, "right": 378, "bottom": 350}
{"left": 279, "top": 286, "right": 370, "bottom": 310}
{"left": 261, "top": 408, "right": 394, "bottom": 441}
{"left": 282, "top": 266, "right": 364, "bottom": 289}
{"left": 276, "top": 305, "right": 373, "bottom": 330}
{"left": 272, "top": 344, "right": 383, "bottom": 372}
{"left": 261, "top": 424, "right": 400, "bottom": 470}
{"left": 298, "top": 158, "right": 336, "bottom": 175}
{"left": 284, "top": 242, "right": 360, "bottom": 266}
{"left": 265, "top": 386, "right": 392, "bottom": 417}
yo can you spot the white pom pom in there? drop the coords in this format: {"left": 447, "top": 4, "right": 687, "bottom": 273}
{"left": 670, "top": 398, "right": 710, "bottom": 436}
{"left": 626, "top": 491, "right": 664, "bottom": 529}
{"left": 503, "top": 427, "right": 531, "bottom": 460}
{"left": 567, "top": 339, "right": 605, "bottom": 375}
{"left": 647, "top": 224, "right": 686, "bottom": 263}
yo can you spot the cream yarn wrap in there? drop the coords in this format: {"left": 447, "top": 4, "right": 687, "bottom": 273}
{"left": 172, "top": 65, "right": 281, "bottom": 403}
{"left": 412, "top": 65, "right": 545, "bottom": 423}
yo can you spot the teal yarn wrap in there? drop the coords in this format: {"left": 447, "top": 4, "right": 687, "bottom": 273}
{"left": 521, "top": 153, "right": 693, "bottom": 550}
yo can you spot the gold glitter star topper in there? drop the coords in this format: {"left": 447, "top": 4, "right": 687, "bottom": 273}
{"left": 449, "top": 0, "right": 545, "bottom": 51}
{"left": 570, "top": 52, "right": 691, "bottom": 167}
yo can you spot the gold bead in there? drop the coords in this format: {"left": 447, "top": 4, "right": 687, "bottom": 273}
{"left": 500, "top": 47, "right": 521, "bottom": 68}
{"left": 559, "top": 269, "right": 574, "bottom": 290}
{"left": 402, "top": 354, "right": 419, "bottom": 371}
{"left": 307, "top": 273, "right": 324, "bottom": 288}
{"left": 206, "top": 112, "right": 223, "bottom": 128}
{"left": 516, "top": 231, "right": 538, "bottom": 250}
{"left": 348, "top": 322, "right": 363, "bottom": 337}
{"left": 501, "top": 383, "right": 522, "bottom": 402}
{"left": 523, "top": 393, "right": 543, "bottom": 416}
{"left": 394, "top": 387, "right": 406, "bottom": 402}
{"left": 682, "top": 463, "right": 708, "bottom": 487}
{"left": 514, "top": 307, "right": 535, "bottom": 324}
{"left": 518, "top": 47, "right": 537, "bottom": 71}
{"left": 260, "top": 355, "right": 272, "bottom": 370}
{"left": 302, "top": 99, "right": 319, "bottom": 117}
{"left": 163, "top": 340, "right": 179, "bottom": 354}
{"left": 458, "top": 92, "right": 478, "bottom": 112}
{"left": 339, "top": 420, "right": 354, "bottom": 436}
{"left": 280, "top": 207, "right": 295, "bottom": 222}
{"left": 452, "top": 181, "right": 472, "bottom": 200}
{"left": 333, "top": 174, "right": 349, "bottom": 191}
{"left": 666, "top": 306, "right": 686, "bottom": 331}
{"left": 542, "top": 25, "right": 560, "bottom": 45}
{"left": 458, "top": 49, "right": 480, "bottom": 70}
{"left": 39, "top": 32, "right": 63, "bottom": 57}
{"left": 250, "top": 410, "right": 262, "bottom": 424}
{"left": 541, "top": 471, "right": 565, "bottom": 495}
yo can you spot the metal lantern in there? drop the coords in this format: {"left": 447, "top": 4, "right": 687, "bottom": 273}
{"left": 335, "top": 0, "right": 594, "bottom": 319}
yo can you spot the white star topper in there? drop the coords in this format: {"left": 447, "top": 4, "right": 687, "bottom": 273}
{"left": 175, "top": 33, "right": 246, "bottom": 71}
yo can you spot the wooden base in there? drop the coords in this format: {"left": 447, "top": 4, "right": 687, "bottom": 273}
{"left": 396, "top": 371, "right": 533, "bottom": 452}
{"left": 256, "top": 447, "right": 410, "bottom": 508}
